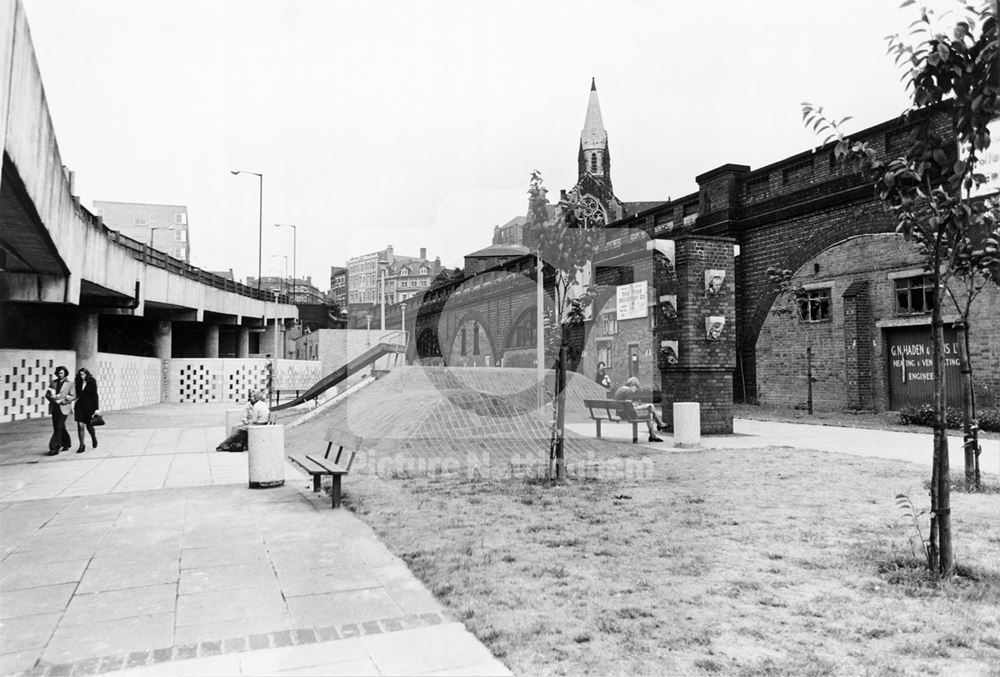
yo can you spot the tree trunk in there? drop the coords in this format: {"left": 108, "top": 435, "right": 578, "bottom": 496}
{"left": 930, "top": 278, "right": 954, "bottom": 576}
{"left": 552, "top": 343, "right": 568, "bottom": 480}
{"left": 956, "top": 321, "right": 980, "bottom": 490}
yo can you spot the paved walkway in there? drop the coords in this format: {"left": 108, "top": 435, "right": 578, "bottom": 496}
{"left": 566, "top": 417, "right": 999, "bottom": 476}
{"left": 0, "top": 405, "right": 510, "bottom": 677}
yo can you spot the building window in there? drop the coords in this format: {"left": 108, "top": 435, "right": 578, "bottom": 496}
{"left": 175, "top": 213, "right": 186, "bottom": 225}
{"left": 400, "top": 268, "right": 408, "bottom": 276}
{"left": 649, "top": 307, "right": 657, "bottom": 330}
{"left": 798, "top": 288, "right": 831, "bottom": 322}
{"left": 134, "top": 217, "right": 146, "bottom": 226}
{"left": 590, "top": 153, "right": 598, "bottom": 173}
{"left": 174, "top": 229, "right": 186, "bottom": 242}
{"left": 473, "top": 324, "right": 480, "bottom": 355}
{"left": 461, "top": 328, "right": 467, "bottom": 356}
{"left": 511, "top": 313, "right": 536, "bottom": 349}
{"left": 602, "top": 312, "right": 618, "bottom": 335}
{"left": 420, "top": 266, "right": 429, "bottom": 274}
{"left": 895, "top": 275, "right": 935, "bottom": 315}
{"left": 597, "top": 341, "right": 611, "bottom": 370}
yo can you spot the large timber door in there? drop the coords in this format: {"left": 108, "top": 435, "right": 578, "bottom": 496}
{"left": 886, "top": 325, "right": 962, "bottom": 410}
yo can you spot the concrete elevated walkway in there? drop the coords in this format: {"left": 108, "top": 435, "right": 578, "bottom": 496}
{"left": 0, "top": 404, "right": 510, "bottom": 676}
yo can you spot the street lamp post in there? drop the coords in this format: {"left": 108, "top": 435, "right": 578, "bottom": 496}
{"left": 230, "top": 170, "right": 263, "bottom": 290}
{"left": 274, "top": 224, "right": 297, "bottom": 303}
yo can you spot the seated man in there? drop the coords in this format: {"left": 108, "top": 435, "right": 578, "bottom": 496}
{"left": 613, "top": 377, "right": 667, "bottom": 443}
{"left": 216, "top": 390, "right": 271, "bottom": 452}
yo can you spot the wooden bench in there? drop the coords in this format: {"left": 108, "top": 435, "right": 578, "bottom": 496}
{"left": 583, "top": 399, "right": 653, "bottom": 443}
{"left": 288, "top": 442, "right": 356, "bottom": 508}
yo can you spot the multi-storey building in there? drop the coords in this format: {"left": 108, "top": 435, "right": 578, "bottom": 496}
{"left": 346, "top": 246, "right": 440, "bottom": 308}
{"left": 328, "top": 266, "right": 348, "bottom": 308}
{"left": 245, "top": 275, "right": 323, "bottom": 304}
{"left": 92, "top": 201, "right": 191, "bottom": 262}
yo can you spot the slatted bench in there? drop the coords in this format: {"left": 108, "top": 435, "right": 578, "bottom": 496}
{"left": 583, "top": 398, "right": 652, "bottom": 444}
{"left": 288, "top": 442, "right": 356, "bottom": 508}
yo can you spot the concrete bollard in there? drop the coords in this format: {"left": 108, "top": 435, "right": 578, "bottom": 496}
{"left": 225, "top": 409, "right": 244, "bottom": 433}
{"left": 247, "top": 425, "right": 286, "bottom": 489}
{"left": 673, "top": 402, "right": 701, "bottom": 448}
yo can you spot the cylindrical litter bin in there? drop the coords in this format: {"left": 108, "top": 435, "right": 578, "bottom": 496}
{"left": 673, "top": 402, "right": 701, "bottom": 448}
{"left": 225, "top": 408, "right": 244, "bottom": 433}
{"left": 247, "top": 425, "right": 286, "bottom": 489}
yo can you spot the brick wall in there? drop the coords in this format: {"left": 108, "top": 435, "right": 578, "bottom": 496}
{"left": 755, "top": 233, "right": 1000, "bottom": 411}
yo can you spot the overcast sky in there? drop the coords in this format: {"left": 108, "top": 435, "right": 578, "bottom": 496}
{"left": 21, "top": 0, "right": 960, "bottom": 289}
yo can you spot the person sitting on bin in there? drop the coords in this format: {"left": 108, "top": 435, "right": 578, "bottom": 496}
{"left": 613, "top": 377, "right": 667, "bottom": 443}
{"left": 216, "top": 390, "right": 271, "bottom": 452}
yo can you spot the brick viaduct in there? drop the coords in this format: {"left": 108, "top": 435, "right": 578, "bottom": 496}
{"left": 388, "top": 107, "right": 952, "bottom": 406}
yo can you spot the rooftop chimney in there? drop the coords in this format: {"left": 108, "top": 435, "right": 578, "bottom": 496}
{"left": 420, "top": 247, "right": 426, "bottom": 260}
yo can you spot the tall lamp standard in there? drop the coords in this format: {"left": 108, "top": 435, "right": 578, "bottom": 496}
{"left": 230, "top": 170, "right": 263, "bottom": 290}
{"left": 274, "top": 223, "right": 297, "bottom": 303}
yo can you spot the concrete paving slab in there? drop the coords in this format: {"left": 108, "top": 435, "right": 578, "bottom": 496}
{"left": 172, "top": 615, "right": 297, "bottom": 647}
{"left": 0, "top": 557, "right": 89, "bottom": 592}
{"left": 0, "top": 611, "right": 62, "bottom": 653}
{"left": 77, "top": 561, "right": 180, "bottom": 594}
{"left": 0, "top": 582, "right": 76, "bottom": 619}
{"left": 43, "top": 611, "right": 176, "bottom": 664}
{"left": 175, "top": 585, "right": 288, "bottom": 627}
{"left": 178, "top": 562, "right": 278, "bottom": 596}
{"left": 60, "top": 583, "right": 178, "bottom": 625}
{"left": 361, "top": 623, "right": 511, "bottom": 676}
{"left": 286, "top": 588, "right": 406, "bottom": 628}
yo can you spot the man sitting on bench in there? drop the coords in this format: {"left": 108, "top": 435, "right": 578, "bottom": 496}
{"left": 613, "top": 377, "right": 667, "bottom": 443}
{"left": 216, "top": 389, "right": 270, "bottom": 452}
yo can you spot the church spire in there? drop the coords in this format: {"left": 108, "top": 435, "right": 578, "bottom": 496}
{"left": 578, "top": 78, "right": 610, "bottom": 186}
{"left": 580, "top": 78, "right": 607, "bottom": 151}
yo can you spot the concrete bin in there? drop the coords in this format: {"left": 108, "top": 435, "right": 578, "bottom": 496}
{"left": 673, "top": 402, "right": 701, "bottom": 448}
{"left": 247, "top": 425, "right": 286, "bottom": 489}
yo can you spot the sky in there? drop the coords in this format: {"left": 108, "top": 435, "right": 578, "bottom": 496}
{"left": 19, "top": 0, "right": 965, "bottom": 290}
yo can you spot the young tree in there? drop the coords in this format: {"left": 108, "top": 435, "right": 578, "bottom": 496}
{"left": 802, "top": 0, "right": 998, "bottom": 576}
{"left": 525, "top": 171, "right": 600, "bottom": 479}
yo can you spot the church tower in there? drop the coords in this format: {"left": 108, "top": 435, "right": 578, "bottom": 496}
{"left": 578, "top": 77, "right": 612, "bottom": 193}
{"left": 570, "top": 78, "right": 622, "bottom": 226}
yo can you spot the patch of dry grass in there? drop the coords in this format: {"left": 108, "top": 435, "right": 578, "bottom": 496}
{"left": 345, "top": 448, "right": 1000, "bottom": 676}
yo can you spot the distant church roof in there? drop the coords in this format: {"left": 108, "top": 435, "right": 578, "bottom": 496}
{"left": 580, "top": 78, "right": 607, "bottom": 151}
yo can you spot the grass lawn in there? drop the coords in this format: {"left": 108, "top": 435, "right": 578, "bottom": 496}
{"left": 345, "top": 447, "right": 1000, "bottom": 676}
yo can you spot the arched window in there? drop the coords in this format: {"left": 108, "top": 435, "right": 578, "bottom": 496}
{"left": 508, "top": 309, "right": 537, "bottom": 349}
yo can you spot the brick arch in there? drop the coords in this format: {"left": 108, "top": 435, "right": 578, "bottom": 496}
{"left": 736, "top": 199, "right": 895, "bottom": 400}
{"left": 443, "top": 309, "right": 500, "bottom": 364}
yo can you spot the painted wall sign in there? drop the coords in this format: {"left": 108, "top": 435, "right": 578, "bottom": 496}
{"left": 617, "top": 282, "right": 648, "bottom": 320}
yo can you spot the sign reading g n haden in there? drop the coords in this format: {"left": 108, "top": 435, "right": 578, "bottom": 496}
{"left": 616, "top": 282, "right": 648, "bottom": 320}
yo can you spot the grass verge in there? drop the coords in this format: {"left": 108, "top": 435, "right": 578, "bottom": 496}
{"left": 346, "top": 447, "right": 1000, "bottom": 676}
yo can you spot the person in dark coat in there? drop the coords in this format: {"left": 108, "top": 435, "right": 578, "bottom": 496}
{"left": 45, "top": 366, "right": 75, "bottom": 455}
{"left": 73, "top": 368, "right": 100, "bottom": 453}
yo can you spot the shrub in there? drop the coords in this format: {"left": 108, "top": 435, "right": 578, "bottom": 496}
{"left": 898, "top": 405, "right": 1000, "bottom": 432}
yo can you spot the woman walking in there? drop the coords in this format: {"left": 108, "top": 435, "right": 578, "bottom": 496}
{"left": 73, "top": 368, "right": 100, "bottom": 453}
{"left": 45, "top": 366, "right": 75, "bottom": 455}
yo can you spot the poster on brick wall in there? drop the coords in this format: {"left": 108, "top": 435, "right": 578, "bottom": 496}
{"left": 969, "top": 118, "right": 1000, "bottom": 198}
{"left": 616, "top": 282, "right": 648, "bottom": 320}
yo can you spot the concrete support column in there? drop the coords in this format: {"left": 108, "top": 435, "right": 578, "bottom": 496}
{"left": 237, "top": 327, "right": 250, "bottom": 358}
{"left": 154, "top": 320, "right": 173, "bottom": 359}
{"left": 72, "top": 312, "right": 100, "bottom": 372}
{"left": 203, "top": 324, "right": 220, "bottom": 358}
{"left": 657, "top": 235, "right": 736, "bottom": 434}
